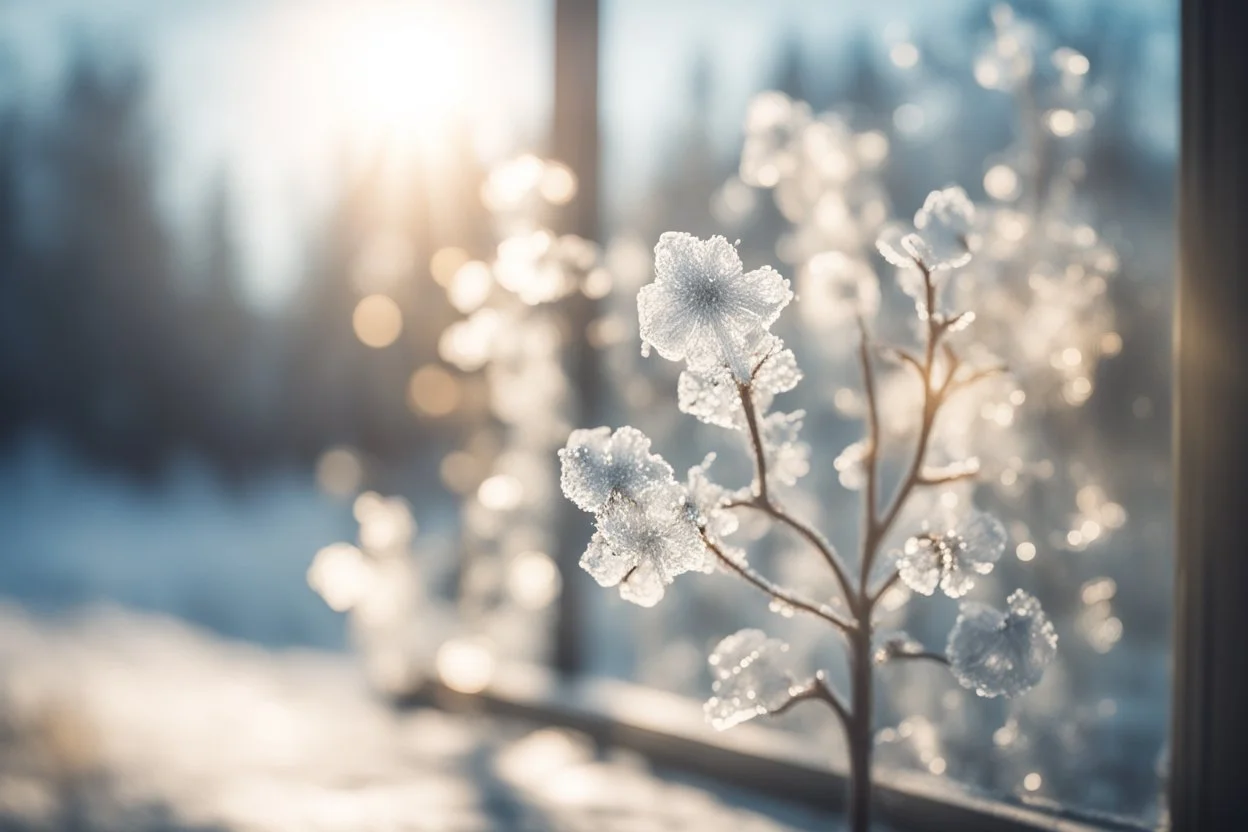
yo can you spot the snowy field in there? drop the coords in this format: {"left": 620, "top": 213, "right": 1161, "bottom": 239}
{"left": 0, "top": 603, "right": 852, "bottom": 832}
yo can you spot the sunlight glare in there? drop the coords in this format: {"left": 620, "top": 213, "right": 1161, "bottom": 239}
{"left": 327, "top": 2, "right": 469, "bottom": 157}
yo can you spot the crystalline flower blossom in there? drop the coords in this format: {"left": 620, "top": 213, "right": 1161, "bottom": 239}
{"left": 947, "top": 589, "right": 1057, "bottom": 698}
{"left": 704, "top": 629, "right": 800, "bottom": 730}
{"left": 559, "top": 426, "right": 674, "bottom": 513}
{"left": 581, "top": 482, "right": 708, "bottom": 608}
{"left": 639, "top": 233, "right": 793, "bottom": 382}
{"left": 897, "top": 510, "right": 1007, "bottom": 598}
{"left": 877, "top": 186, "right": 977, "bottom": 273}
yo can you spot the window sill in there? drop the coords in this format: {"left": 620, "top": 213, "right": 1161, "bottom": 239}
{"left": 395, "top": 662, "right": 1151, "bottom": 832}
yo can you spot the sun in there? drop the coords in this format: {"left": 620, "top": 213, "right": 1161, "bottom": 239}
{"left": 325, "top": 2, "right": 468, "bottom": 157}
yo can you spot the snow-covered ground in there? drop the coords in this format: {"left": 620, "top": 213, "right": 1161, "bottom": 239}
{"left": 0, "top": 603, "right": 847, "bottom": 831}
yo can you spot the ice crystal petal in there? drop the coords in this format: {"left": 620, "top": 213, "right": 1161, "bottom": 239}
{"left": 875, "top": 223, "right": 917, "bottom": 268}
{"left": 686, "top": 454, "right": 739, "bottom": 537}
{"left": 897, "top": 510, "right": 1007, "bottom": 599}
{"left": 595, "top": 482, "right": 708, "bottom": 607}
{"left": 753, "top": 344, "right": 802, "bottom": 396}
{"left": 704, "top": 629, "right": 798, "bottom": 730}
{"left": 878, "top": 187, "right": 975, "bottom": 276}
{"left": 678, "top": 365, "right": 744, "bottom": 430}
{"left": 640, "top": 233, "right": 792, "bottom": 382}
{"left": 912, "top": 186, "right": 976, "bottom": 270}
{"left": 948, "top": 590, "right": 1057, "bottom": 698}
{"left": 618, "top": 559, "right": 666, "bottom": 607}
{"left": 579, "top": 532, "right": 632, "bottom": 588}
{"left": 558, "top": 426, "right": 674, "bottom": 513}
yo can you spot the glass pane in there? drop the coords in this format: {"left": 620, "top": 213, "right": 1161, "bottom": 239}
{"left": 593, "top": 0, "right": 1176, "bottom": 823}
{"left": 0, "top": 0, "right": 553, "bottom": 698}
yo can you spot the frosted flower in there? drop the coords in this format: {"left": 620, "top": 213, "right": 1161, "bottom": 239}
{"left": 948, "top": 590, "right": 1057, "bottom": 698}
{"left": 591, "top": 483, "right": 709, "bottom": 607}
{"left": 559, "top": 426, "right": 674, "bottom": 513}
{"left": 677, "top": 336, "right": 801, "bottom": 430}
{"left": 640, "top": 233, "right": 793, "bottom": 381}
{"left": 898, "top": 510, "right": 1007, "bottom": 598}
{"left": 704, "top": 629, "right": 800, "bottom": 730}
{"left": 876, "top": 187, "right": 976, "bottom": 272}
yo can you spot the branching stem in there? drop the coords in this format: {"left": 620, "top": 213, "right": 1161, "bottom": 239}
{"left": 702, "top": 535, "right": 853, "bottom": 634}
{"left": 772, "top": 672, "right": 851, "bottom": 728}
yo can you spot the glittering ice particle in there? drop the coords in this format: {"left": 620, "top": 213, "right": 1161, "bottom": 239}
{"left": 559, "top": 426, "right": 674, "bottom": 513}
{"left": 639, "top": 233, "right": 792, "bottom": 382}
{"left": 898, "top": 510, "right": 1006, "bottom": 598}
{"left": 704, "top": 629, "right": 799, "bottom": 730}
{"left": 947, "top": 590, "right": 1057, "bottom": 698}
{"left": 590, "top": 483, "right": 709, "bottom": 607}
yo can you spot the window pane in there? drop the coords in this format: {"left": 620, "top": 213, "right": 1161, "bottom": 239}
{"left": 595, "top": 0, "right": 1176, "bottom": 822}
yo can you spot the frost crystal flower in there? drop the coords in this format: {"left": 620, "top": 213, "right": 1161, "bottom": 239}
{"left": 704, "top": 629, "right": 800, "bottom": 730}
{"left": 877, "top": 186, "right": 976, "bottom": 273}
{"left": 677, "top": 336, "right": 801, "bottom": 430}
{"left": 639, "top": 233, "right": 793, "bottom": 381}
{"left": 587, "top": 483, "right": 709, "bottom": 607}
{"left": 948, "top": 590, "right": 1057, "bottom": 698}
{"left": 897, "top": 510, "right": 1007, "bottom": 598}
{"left": 559, "top": 426, "right": 674, "bottom": 513}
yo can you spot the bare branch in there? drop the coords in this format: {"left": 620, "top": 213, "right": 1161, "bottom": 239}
{"left": 738, "top": 381, "right": 770, "bottom": 506}
{"left": 734, "top": 499, "right": 858, "bottom": 614}
{"left": 772, "top": 671, "right": 851, "bottom": 727}
{"left": 868, "top": 570, "right": 902, "bottom": 607}
{"left": 703, "top": 535, "right": 855, "bottom": 634}
{"left": 915, "top": 468, "right": 980, "bottom": 487}
{"left": 856, "top": 316, "right": 881, "bottom": 595}
{"left": 881, "top": 649, "right": 950, "bottom": 667}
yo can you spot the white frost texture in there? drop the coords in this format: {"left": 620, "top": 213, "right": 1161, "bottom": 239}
{"left": 677, "top": 336, "right": 802, "bottom": 430}
{"left": 558, "top": 426, "right": 675, "bottom": 513}
{"left": 704, "top": 629, "right": 799, "bottom": 730}
{"left": 587, "top": 482, "right": 708, "bottom": 608}
{"left": 947, "top": 589, "right": 1057, "bottom": 698}
{"left": 639, "top": 233, "right": 792, "bottom": 382}
{"left": 876, "top": 186, "right": 976, "bottom": 273}
{"left": 897, "top": 510, "right": 1007, "bottom": 598}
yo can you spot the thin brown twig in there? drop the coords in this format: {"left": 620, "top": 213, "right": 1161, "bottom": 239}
{"left": 863, "top": 259, "right": 948, "bottom": 610}
{"left": 734, "top": 498, "right": 858, "bottom": 614}
{"left": 738, "top": 381, "right": 770, "bottom": 506}
{"left": 856, "top": 315, "right": 881, "bottom": 596}
{"left": 733, "top": 374, "right": 858, "bottom": 614}
{"left": 771, "top": 672, "right": 851, "bottom": 727}
{"left": 881, "top": 649, "right": 950, "bottom": 667}
{"left": 915, "top": 467, "right": 980, "bottom": 487}
{"left": 703, "top": 535, "right": 854, "bottom": 634}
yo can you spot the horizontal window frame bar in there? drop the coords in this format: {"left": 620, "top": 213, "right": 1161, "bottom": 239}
{"left": 393, "top": 664, "right": 1149, "bottom": 832}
